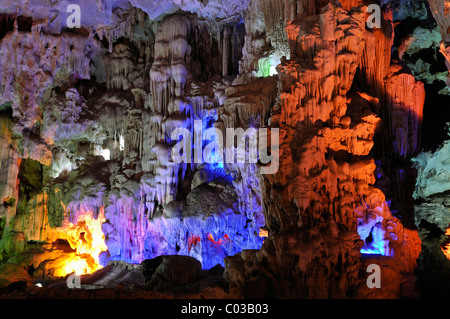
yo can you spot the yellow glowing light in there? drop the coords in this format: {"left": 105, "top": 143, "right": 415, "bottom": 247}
{"left": 55, "top": 206, "right": 108, "bottom": 277}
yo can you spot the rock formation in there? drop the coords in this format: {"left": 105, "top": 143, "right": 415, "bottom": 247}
{"left": 413, "top": 127, "right": 450, "bottom": 297}
{"left": 426, "top": 0, "right": 450, "bottom": 86}
{"left": 0, "top": 0, "right": 448, "bottom": 300}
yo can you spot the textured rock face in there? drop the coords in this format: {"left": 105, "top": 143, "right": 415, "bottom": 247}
{"left": 0, "top": 0, "right": 440, "bottom": 299}
{"left": 148, "top": 255, "right": 202, "bottom": 287}
{"left": 0, "top": 111, "right": 19, "bottom": 223}
{"left": 0, "top": 0, "right": 263, "bottom": 276}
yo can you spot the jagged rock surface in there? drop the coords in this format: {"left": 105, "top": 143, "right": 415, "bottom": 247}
{"left": 0, "top": 0, "right": 436, "bottom": 299}
{"left": 224, "top": 1, "right": 422, "bottom": 299}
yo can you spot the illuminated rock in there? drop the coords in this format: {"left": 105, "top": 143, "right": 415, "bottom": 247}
{"left": 385, "top": 64, "right": 425, "bottom": 158}
{"left": 0, "top": 0, "right": 431, "bottom": 299}
{"left": 224, "top": 1, "right": 421, "bottom": 299}
{"left": 426, "top": 0, "right": 450, "bottom": 86}
{"left": 412, "top": 127, "right": 450, "bottom": 297}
